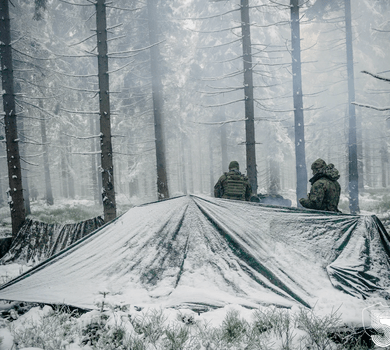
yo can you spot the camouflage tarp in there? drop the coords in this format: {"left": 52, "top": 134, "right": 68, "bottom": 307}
{"left": 1, "top": 217, "right": 104, "bottom": 264}
{"left": 0, "top": 195, "right": 388, "bottom": 319}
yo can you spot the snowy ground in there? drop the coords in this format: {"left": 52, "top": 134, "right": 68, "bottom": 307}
{"left": 0, "top": 191, "right": 389, "bottom": 349}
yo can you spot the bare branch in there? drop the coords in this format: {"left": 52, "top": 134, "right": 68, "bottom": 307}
{"left": 72, "top": 151, "right": 102, "bottom": 155}
{"left": 109, "top": 40, "right": 166, "bottom": 56}
{"left": 69, "top": 33, "right": 96, "bottom": 47}
{"left": 200, "top": 98, "right": 245, "bottom": 108}
{"left": 63, "top": 132, "right": 100, "bottom": 140}
{"left": 192, "top": 118, "right": 246, "bottom": 126}
{"left": 61, "top": 107, "right": 99, "bottom": 114}
{"left": 59, "top": 0, "right": 93, "bottom": 6}
{"left": 362, "top": 70, "right": 390, "bottom": 83}
{"left": 106, "top": 4, "right": 143, "bottom": 11}
{"left": 352, "top": 102, "right": 390, "bottom": 111}
{"left": 198, "top": 37, "right": 242, "bottom": 49}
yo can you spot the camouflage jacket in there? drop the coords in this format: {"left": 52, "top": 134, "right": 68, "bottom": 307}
{"left": 214, "top": 170, "right": 252, "bottom": 201}
{"left": 299, "top": 165, "right": 341, "bottom": 212}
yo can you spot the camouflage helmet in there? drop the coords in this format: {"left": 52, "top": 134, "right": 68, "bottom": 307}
{"left": 229, "top": 160, "right": 239, "bottom": 170}
{"left": 311, "top": 158, "right": 326, "bottom": 172}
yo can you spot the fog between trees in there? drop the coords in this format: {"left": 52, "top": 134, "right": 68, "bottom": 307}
{"left": 0, "top": 0, "right": 389, "bottom": 225}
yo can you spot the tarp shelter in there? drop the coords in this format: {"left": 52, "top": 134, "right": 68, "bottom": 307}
{"left": 1, "top": 217, "right": 105, "bottom": 264}
{"left": 0, "top": 195, "right": 389, "bottom": 316}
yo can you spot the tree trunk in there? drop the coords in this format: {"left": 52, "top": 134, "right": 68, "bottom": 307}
{"left": 240, "top": 0, "right": 257, "bottom": 194}
{"left": 147, "top": 0, "right": 169, "bottom": 201}
{"left": 290, "top": 0, "right": 308, "bottom": 206}
{"left": 380, "top": 144, "right": 387, "bottom": 188}
{"left": 220, "top": 122, "right": 228, "bottom": 172}
{"left": 18, "top": 114, "right": 31, "bottom": 215}
{"left": 60, "top": 127, "right": 68, "bottom": 198}
{"left": 0, "top": 0, "right": 25, "bottom": 237}
{"left": 39, "top": 100, "right": 53, "bottom": 205}
{"left": 209, "top": 131, "right": 215, "bottom": 195}
{"left": 90, "top": 117, "right": 99, "bottom": 203}
{"left": 96, "top": 0, "right": 116, "bottom": 221}
{"left": 0, "top": 140, "right": 5, "bottom": 205}
{"left": 345, "top": 0, "right": 359, "bottom": 214}
{"left": 364, "top": 128, "right": 372, "bottom": 188}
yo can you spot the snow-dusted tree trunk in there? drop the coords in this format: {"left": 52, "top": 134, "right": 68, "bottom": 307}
{"left": 147, "top": 0, "right": 169, "bottom": 201}
{"left": 220, "top": 123, "right": 228, "bottom": 172}
{"left": 18, "top": 112, "right": 31, "bottom": 215}
{"left": 290, "top": 0, "right": 308, "bottom": 206}
{"left": 345, "top": 0, "right": 359, "bottom": 214}
{"left": 0, "top": 0, "right": 25, "bottom": 237}
{"left": 240, "top": 0, "right": 257, "bottom": 194}
{"left": 39, "top": 100, "right": 53, "bottom": 205}
{"left": 96, "top": 0, "right": 116, "bottom": 221}
{"left": 89, "top": 117, "right": 99, "bottom": 203}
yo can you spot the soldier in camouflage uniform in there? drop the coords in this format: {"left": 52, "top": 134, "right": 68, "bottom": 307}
{"left": 214, "top": 161, "right": 252, "bottom": 201}
{"left": 299, "top": 158, "right": 341, "bottom": 212}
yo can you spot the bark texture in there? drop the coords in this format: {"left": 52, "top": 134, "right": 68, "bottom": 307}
{"left": 0, "top": 0, "right": 26, "bottom": 237}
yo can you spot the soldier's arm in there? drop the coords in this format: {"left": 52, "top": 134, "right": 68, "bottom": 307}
{"left": 214, "top": 176, "right": 225, "bottom": 198}
{"left": 305, "top": 182, "right": 326, "bottom": 209}
{"left": 245, "top": 182, "right": 252, "bottom": 201}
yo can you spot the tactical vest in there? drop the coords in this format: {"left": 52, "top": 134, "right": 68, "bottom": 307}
{"left": 222, "top": 173, "right": 247, "bottom": 200}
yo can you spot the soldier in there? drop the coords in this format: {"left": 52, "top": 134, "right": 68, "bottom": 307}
{"left": 214, "top": 161, "right": 252, "bottom": 201}
{"left": 299, "top": 158, "right": 341, "bottom": 212}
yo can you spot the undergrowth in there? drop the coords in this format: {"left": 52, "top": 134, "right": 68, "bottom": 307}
{"left": 7, "top": 304, "right": 374, "bottom": 350}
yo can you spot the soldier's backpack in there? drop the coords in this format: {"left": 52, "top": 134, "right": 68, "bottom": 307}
{"left": 222, "top": 172, "right": 247, "bottom": 200}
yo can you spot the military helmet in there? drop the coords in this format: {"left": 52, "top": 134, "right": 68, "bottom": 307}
{"left": 229, "top": 160, "right": 239, "bottom": 170}
{"left": 311, "top": 158, "right": 326, "bottom": 171}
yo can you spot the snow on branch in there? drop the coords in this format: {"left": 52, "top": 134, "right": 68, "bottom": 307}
{"left": 200, "top": 99, "right": 245, "bottom": 108}
{"left": 114, "top": 149, "right": 154, "bottom": 156}
{"left": 191, "top": 118, "right": 246, "bottom": 126}
{"left": 107, "top": 35, "right": 127, "bottom": 43}
{"left": 69, "top": 33, "right": 96, "bottom": 47}
{"left": 60, "top": 107, "right": 99, "bottom": 114}
{"left": 17, "top": 100, "right": 59, "bottom": 119}
{"left": 59, "top": 0, "right": 93, "bottom": 6}
{"left": 72, "top": 151, "right": 102, "bottom": 155}
{"left": 59, "top": 84, "right": 99, "bottom": 94}
{"left": 188, "top": 25, "right": 241, "bottom": 34}
{"left": 106, "top": 4, "right": 144, "bottom": 11}
{"left": 201, "top": 69, "right": 243, "bottom": 81}
{"left": 20, "top": 158, "right": 40, "bottom": 167}
{"left": 62, "top": 132, "right": 100, "bottom": 140}
{"left": 184, "top": 8, "right": 240, "bottom": 21}
{"left": 12, "top": 48, "right": 55, "bottom": 61}
{"left": 362, "top": 70, "right": 390, "bottom": 83}
{"left": 251, "top": 20, "right": 290, "bottom": 28}
{"left": 267, "top": 0, "right": 291, "bottom": 8}
{"left": 45, "top": 67, "right": 97, "bottom": 78}
{"left": 352, "top": 102, "right": 390, "bottom": 111}
{"left": 198, "top": 37, "right": 242, "bottom": 50}
{"left": 107, "top": 60, "right": 135, "bottom": 74}
{"left": 198, "top": 87, "right": 243, "bottom": 95}
{"left": 109, "top": 40, "right": 166, "bottom": 56}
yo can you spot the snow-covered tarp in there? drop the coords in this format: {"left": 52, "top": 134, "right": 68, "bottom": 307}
{"left": 0, "top": 217, "right": 105, "bottom": 264}
{"left": 0, "top": 195, "right": 389, "bottom": 318}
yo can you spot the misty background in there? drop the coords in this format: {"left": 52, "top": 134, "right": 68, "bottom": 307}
{"left": 0, "top": 0, "right": 389, "bottom": 220}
